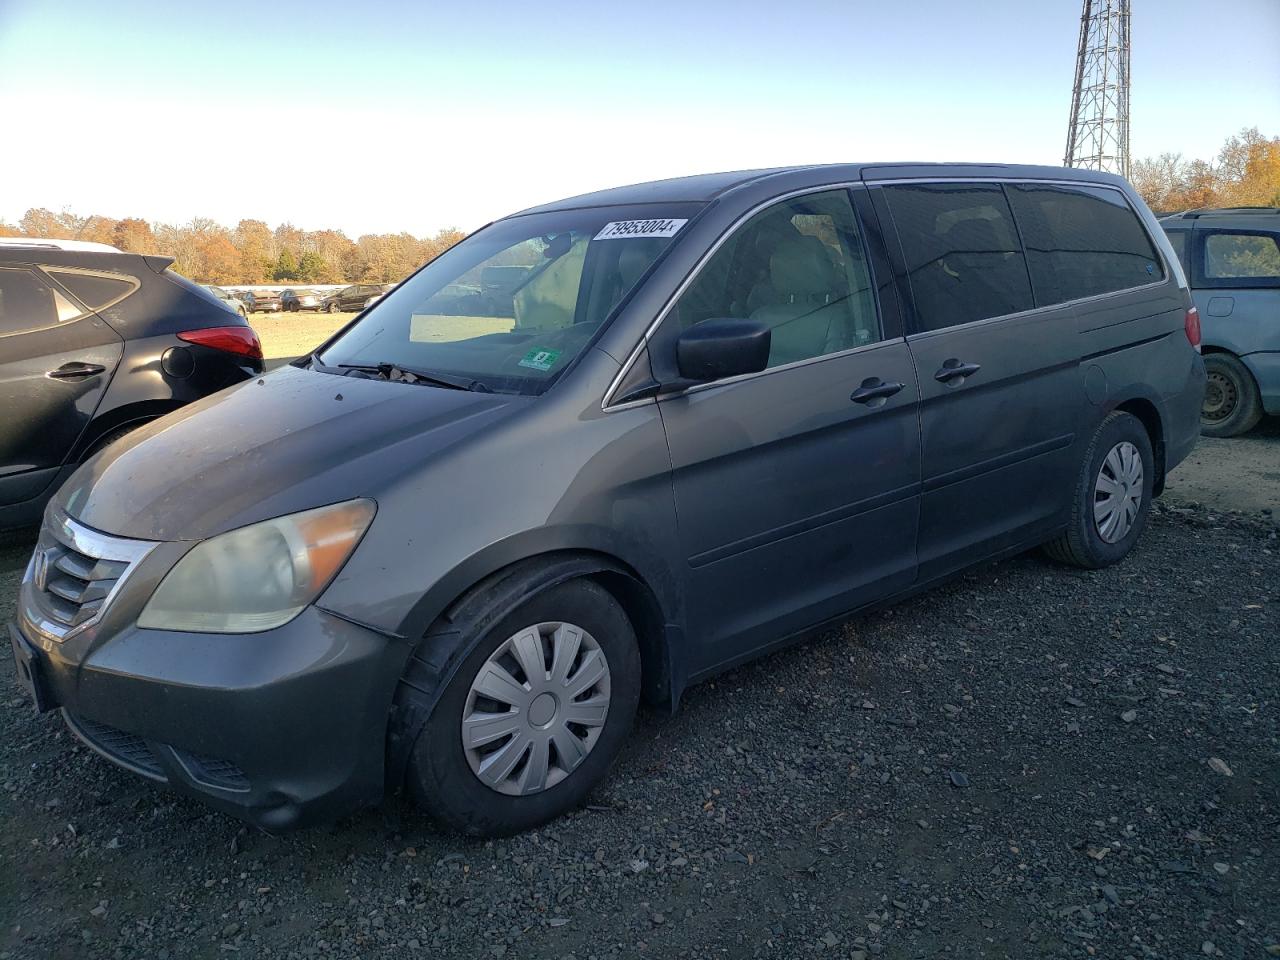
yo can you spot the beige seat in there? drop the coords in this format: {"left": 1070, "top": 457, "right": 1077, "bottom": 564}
{"left": 749, "top": 235, "right": 852, "bottom": 366}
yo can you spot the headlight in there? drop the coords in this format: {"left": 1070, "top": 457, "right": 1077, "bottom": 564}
{"left": 137, "top": 500, "right": 375, "bottom": 633}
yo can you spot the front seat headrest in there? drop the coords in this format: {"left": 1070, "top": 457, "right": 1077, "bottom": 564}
{"left": 769, "top": 235, "right": 838, "bottom": 303}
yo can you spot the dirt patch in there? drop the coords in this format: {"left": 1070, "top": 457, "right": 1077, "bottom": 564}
{"left": 248, "top": 312, "right": 355, "bottom": 360}
{"left": 1164, "top": 419, "right": 1280, "bottom": 517}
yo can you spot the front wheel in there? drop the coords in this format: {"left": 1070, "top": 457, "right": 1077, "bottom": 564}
{"left": 1201, "top": 353, "right": 1263, "bottom": 438}
{"left": 402, "top": 580, "right": 640, "bottom": 836}
{"left": 1043, "top": 411, "right": 1154, "bottom": 569}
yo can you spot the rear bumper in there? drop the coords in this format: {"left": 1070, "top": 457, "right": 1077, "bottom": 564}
{"left": 1241, "top": 351, "right": 1280, "bottom": 416}
{"left": 1163, "top": 351, "right": 1205, "bottom": 476}
{"left": 9, "top": 605, "right": 406, "bottom": 832}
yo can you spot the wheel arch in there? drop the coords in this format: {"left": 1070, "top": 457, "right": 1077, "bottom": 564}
{"left": 68, "top": 399, "right": 180, "bottom": 462}
{"left": 1108, "top": 394, "right": 1167, "bottom": 495}
{"left": 384, "top": 549, "right": 678, "bottom": 793}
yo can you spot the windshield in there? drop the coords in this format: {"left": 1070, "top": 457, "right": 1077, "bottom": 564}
{"left": 317, "top": 203, "right": 701, "bottom": 395}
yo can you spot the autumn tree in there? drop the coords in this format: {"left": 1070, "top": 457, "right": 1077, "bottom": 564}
{"left": 196, "top": 234, "right": 241, "bottom": 283}
{"left": 1132, "top": 127, "right": 1280, "bottom": 213}
{"left": 113, "top": 218, "right": 157, "bottom": 253}
{"left": 233, "top": 220, "right": 274, "bottom": 284}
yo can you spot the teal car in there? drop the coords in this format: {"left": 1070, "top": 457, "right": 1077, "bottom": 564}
{"left": 1161, "top": 207, "right": 1280, "bottom": 436}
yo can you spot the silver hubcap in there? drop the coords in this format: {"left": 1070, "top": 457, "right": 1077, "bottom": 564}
{"left": 461, "top": 621, "right": 610, "bottom": 796}
{"left": 1094, "top": 440, "right": 1143, "bottom": 544}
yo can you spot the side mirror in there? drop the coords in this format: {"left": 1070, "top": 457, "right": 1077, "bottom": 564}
{"left": 674, "top": 318, "right": 771, "bottom": 385}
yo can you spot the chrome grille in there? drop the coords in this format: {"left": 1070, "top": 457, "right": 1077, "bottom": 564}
{"left": 20, "top": 510, "right": 155, "bottom": 643}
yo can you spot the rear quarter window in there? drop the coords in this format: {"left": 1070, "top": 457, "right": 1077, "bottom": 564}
{"left": 46, "top": 269, "right": 139, "bottom": 313}
{"left": 1204, "top": 232, "right": 1280, "bottom": 282}
{"left": 1005, "top": 183, "right": 1163, "bottom": 305}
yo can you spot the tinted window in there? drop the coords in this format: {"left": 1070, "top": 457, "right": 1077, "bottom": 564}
{"left": 1164, "top": 228, "right": 1189, "bottom": 274}
{"left": 672, "top": 190, "right": 880, "bottom": 368}
{"left": 883, "top": 183, "right": 1033, "bottom": 331}
{"left": 1007, "top": 183, "right": 1162, "bottom": 304}
{"left": 48, "top": 270, "right": 136, "bottom": 312}
{"left": 1204, "top": 232, "right": 1280, "bottom": 281}
{"left": 0, "top": 267, "right": 81, "bottom": 335}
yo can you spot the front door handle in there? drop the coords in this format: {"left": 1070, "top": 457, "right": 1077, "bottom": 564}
{"left": 850, "top": 378, "right": 906, "bottom": 405}
{"left": 934, "top": 359, "right": 982, "bottom": 383}
{"left": 46, "top": 362, "right": 106, "bottom": 380}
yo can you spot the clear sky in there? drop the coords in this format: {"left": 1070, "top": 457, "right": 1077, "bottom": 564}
{"left": 1, "top": 0, "right": 1276, "bottom": 237}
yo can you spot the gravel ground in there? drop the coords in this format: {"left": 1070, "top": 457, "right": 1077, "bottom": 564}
{"left": 2, "top": 442, "right": 1278, "bottom": 960}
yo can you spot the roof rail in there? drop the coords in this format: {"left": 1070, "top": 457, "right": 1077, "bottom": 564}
{"left": 0, "top": 236, "right": 123, "bottom": 252}
{"left": 1162, "top": 206, "right": 1280, "bottom": 220}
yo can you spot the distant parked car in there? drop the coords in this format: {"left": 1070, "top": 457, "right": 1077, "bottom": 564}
{"left": 241, "top": 289, "right": 282, "bottom": 314}
{"left": 280, "top": 288, "right": 325, "bottom": 312}
{"left": 326, "top": 283, "right": 392, "bottom": 313}
{"left": 0, "top": 237, "right": 263, "bottom": 529}
{"left": 1161, "top": 207, "right": 1280, "bottom": 436}
{"left": 205, "top": 285, "right": 248, "bottom": 319}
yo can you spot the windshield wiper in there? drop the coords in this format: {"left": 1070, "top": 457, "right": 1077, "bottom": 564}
{"left": 338, "top": 361, "right": 491, "bottom": 392}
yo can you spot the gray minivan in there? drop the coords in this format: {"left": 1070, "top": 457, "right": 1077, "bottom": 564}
{"left": 1160, "top": 207, "right": 1280, "bottom": 436}
{"left": 9, "top": 163, "right": 1205, "bottom": 836}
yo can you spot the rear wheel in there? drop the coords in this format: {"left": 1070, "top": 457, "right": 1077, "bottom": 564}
{"left": 1043, "top": 411, "right": 1154, "bottom": 569}
{"left": 83, "top": 423, "right": 144, "bottom": 462}
{"left": 1201, "top": 353, "right": 1263, "bottom": 438}
{"left": 402, "top": 580, "right": 640, "bottom": 836}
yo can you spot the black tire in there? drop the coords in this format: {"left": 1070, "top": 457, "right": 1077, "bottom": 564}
{"left": 403, "top": 579, "right": 640, "bottom": 836}
{"left": 83, "top": 423, "right": 143, "bottom": 462}
{"left": 326, "top": 301, "right": 338, "bottom": 313}
{"left": 1043, "top": 411, "right": 1154, "bottom": 569}
{"left": 1201, "top": 353, "right": 1263, "bottom": 438}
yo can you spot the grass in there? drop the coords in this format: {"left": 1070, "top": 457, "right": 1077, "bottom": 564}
{"left": 248, "top": 310, "right": 356, "bottom": 359}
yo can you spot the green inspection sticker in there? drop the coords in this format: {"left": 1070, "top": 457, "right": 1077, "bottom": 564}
{"left": 518, "top": 347, "right": 562, "bottom": 372}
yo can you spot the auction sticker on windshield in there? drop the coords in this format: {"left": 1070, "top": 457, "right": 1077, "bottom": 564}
{"left": 594, "top": 219, "right": 688, "bottom": 241}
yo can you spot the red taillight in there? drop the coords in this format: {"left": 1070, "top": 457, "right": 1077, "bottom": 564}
{"left": 178, "top": 326, "right": 263, "bottom": 360}
{"left": 1184, "top": 306, "right": 1201, "bottom": 352}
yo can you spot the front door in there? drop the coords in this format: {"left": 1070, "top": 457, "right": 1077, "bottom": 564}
{"left": 0, "top": 266, "right": 124, "bottom": 506}
{"left": 651, "top": 188, "right": 921, "bottom": 672}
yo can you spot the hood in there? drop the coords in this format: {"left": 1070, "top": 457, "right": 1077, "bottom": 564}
{"left": 57, "top": 365, "right": 526, "bottom": 541}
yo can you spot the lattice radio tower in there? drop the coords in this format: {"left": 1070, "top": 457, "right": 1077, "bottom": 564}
{"left": 1064, "top": 0, "right": 1131, "bottom": 177}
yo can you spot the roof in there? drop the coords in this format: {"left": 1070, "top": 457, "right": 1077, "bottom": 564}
{"left": 510, "top": 162, "right": 1132, "bottom": 217}
{"left": 0, "top": 236, "right": 122, "bottom": 253}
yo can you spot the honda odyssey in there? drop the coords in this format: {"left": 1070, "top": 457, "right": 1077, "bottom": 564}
{"left": 9, "top": 163, "right": 1205, "bottom": 836}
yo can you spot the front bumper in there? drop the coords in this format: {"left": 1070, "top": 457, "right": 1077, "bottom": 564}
{"left": 9, "top": 601, "right": 406, "bottom": 832}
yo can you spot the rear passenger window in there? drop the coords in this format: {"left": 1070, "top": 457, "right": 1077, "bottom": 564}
{"left": 0, "top": 267, "right": 83, "bottom": 335}
{"left": 1204, "top": 232, "right": 1280, "bottom": 281}
{"left": 1006, "top": 183, "right": 1163, "bottom": 304}
{"left": 672, "top": 190, "right": 881, "bottom": 368}
{"left": 46, "top": 270, "right": 137, "bottom": 313}
{"left": 882, "top": 183, "right": 1033, "bottom": 331}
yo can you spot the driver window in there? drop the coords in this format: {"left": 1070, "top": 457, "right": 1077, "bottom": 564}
{"left": 671, "top": 190, "right": 880, "bottom": 368}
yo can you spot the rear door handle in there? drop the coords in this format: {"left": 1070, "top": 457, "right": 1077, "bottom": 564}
{"left": 46, "top": 362, "right": 106, "bottom": 380}
{"left": 934, "top": 359, "right": 982, "bottom": 383}
{"left": 850, "top": 378, "right": 906, "bottom": 405}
